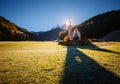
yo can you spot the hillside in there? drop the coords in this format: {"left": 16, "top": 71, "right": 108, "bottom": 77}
{"left": 78, "top": 10, "right": 120, "bottom": 39}
{"left": 32, "top": 31, "right": 44, "bottom": 36}
{"left": 0, "top": 16, "right": 37, "bottom": 41}
{"left": 59, "top": 10, "right": 120, "bottom": 40}
{"left": 38, "top": 27, "right": 64, "bottom": 41}
{"left": 0, "top": 16, "right": 64, "bottom": 41}
{"left": 102, "top": 30, "right": 120, "bottom": 41}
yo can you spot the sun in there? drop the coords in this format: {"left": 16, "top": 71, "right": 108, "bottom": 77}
{"left": 66, "top": 21, "right": 70, "bottom": 26}
{"left": 66, "top": 19, "right": 72, "bottom": 26}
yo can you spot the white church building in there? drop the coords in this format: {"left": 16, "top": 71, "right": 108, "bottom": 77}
{"left": 67, "top": 20, "right": 81, "bottom": 41}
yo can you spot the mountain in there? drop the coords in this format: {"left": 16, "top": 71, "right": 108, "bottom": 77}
{"left": 38, "top": 27, "right": 64, "bottom": 41}
{"left": 0, "top": 16, "right": 37, "bottom": 41}
{"left": 0, "top": 16, "right": 63, "bottom": 41}
{"left": 32, "top": 31, "right": 44, "bottom": 36}
{"left": 59, "top": 10, "right": 120, "bottom": 40}
{"left": 77, "top": 10, "right": 120, "bottom": 39}
{"left": 102, "top": 30, "right": 120, "bottom": 41}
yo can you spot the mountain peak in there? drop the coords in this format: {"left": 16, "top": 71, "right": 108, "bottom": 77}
{"left": 38, "top": 27, "right": 64, "bottom": 41}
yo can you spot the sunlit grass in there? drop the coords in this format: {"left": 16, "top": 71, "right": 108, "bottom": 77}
{"left": 77, "top": 42, "right": 120, "bottom": 76}
{"left": 0, "top": 41, "right": 120, "bottom": 83}
{"left": 0, "top": 42, "right": 66, "bottom": 83}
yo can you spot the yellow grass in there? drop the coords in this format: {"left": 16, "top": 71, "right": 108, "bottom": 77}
{"left": 0, "top": 41, "right": 120, "bottom": 84}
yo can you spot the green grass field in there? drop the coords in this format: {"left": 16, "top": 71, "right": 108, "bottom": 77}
{"left": 0, "top": 41, "right": 120, "bottom": 84}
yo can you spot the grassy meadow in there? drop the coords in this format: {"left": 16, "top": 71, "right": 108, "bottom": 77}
{"left": 0, "top": 41, "right": 120, "bottom": 84}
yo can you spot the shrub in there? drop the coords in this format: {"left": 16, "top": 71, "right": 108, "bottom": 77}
{"left": 64, "top": 35, "right": 69, "bottom": 42}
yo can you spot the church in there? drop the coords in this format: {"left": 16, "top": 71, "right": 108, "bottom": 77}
{"left": 59, "top": 19, "right": 90, "bottom": 45}
{"left": 67, "top": 20, "right": 81, "bottom": 41}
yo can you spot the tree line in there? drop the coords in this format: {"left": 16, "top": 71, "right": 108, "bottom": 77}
{"left": 0, "top": 16, "right": 37, "bottom": 41}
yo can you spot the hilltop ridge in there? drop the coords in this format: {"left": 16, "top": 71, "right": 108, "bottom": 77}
{"left": 59, "top": 10, "right": 120, "bottom": 41}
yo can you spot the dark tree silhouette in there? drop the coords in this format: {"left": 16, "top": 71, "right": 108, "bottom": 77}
{"left": 0, "top": 16, "right": 37, "bottom": 41}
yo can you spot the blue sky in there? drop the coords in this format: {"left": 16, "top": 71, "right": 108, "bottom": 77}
{"left": 0, "top": 0, "right": 120, "bottom": 31}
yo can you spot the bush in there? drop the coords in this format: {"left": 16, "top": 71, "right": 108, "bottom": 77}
{"left": 64, "top": 35, "right": 69, "bottom": 42}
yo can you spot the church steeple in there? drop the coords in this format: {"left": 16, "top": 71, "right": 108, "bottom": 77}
{"left": 66, "top": 19, "right": 73, "bottom": 40}
{"left": 66, "top": 19, "right": 81, "bottom": 41}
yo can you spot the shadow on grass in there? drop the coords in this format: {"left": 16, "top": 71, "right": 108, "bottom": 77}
{"left": 61, "top": 43, "right": 120, "bottom": 84}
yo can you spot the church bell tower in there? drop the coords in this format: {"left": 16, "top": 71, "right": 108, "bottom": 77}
{"left": 67, "top": 19, "right": 73, "bottom": 40}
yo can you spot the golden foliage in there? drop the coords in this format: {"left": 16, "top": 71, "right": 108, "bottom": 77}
{"left": 64, "top": 35, "right": 69, "bottom": 42}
